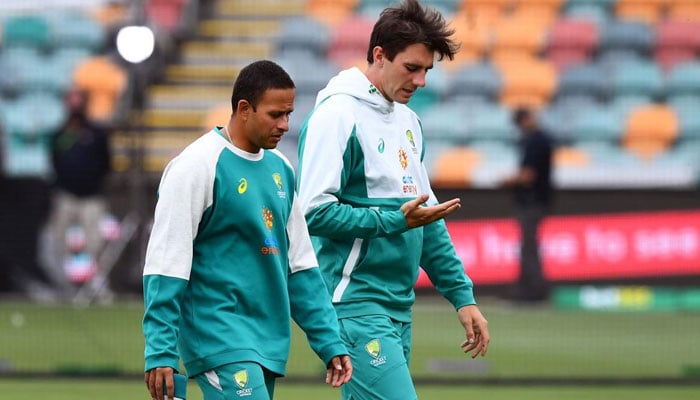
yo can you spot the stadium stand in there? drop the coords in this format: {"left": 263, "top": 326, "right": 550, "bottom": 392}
{"left": 2, "top": 0, "right": 699, "bottom": 189}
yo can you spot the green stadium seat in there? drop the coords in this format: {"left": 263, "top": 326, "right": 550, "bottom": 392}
{"left": 445, "top": 62, "right": 502, "bottom": 101}
{"left": 0, "top": 14, "right": 50, "bottom": 49}
{"left": 570, "top": 105, "right": 624, "bottom": 142}
{"left": 666, "top": 62, "right": 700, "bottom": 96}
{"left": 669, "top": 96, "right": 700, "bottom": 139}
{"left": 610, "top": 60, "right": 663, "bottom": 99}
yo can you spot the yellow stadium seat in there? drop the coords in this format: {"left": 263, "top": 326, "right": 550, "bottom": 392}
{"left": 616, "top": 0, "right": 666, "bottom": 25}
{"left": 497, "top": 58, "right": 558, "bottom": 109}
{"left": 623, "top": 105, "right": 679, "bottom": 159}
{"left": 431, "top": 147, "right": 482, "bottom": 188}
{"left": 73, "top": 56, "right": 127, "bottom": 123}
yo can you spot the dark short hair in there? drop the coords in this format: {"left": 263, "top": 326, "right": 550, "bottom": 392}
{"left": 230, "top": 60, "right": 295, "bottom": 114}
{"left": 367, "top": 0, "right": 458, "bottom": 63}
{"left": 512, "top": 107, "right": 533, "bottom": 126}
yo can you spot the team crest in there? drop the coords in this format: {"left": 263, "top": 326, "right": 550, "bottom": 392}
{"left": 272, "top": 173, "right": 283, "bottom": 190}
{"left": 237, "top": 178, "right": 248, "bottom": 194}
{"left": 262, "top": 207, "right": 274, "bottom": 230}
{"left": 272, "top": 173, "right": 286, "bottom": 199}
{"left": 378, "top": 138, "right": 385, "bottom": 153}
{"left": 406, "top": 129, "right": 415, "bottom": 148}
{"left": 398, "top": 148, "right": 409, "bottom": 170}
{"left": 365, "top": 338, "right": 387, "bottom": 366}
{"left": 233, "top": 369, "right": 248, "bottom": 389}
{"left": 365, "top": 339, "right": 381, "bottom": 358}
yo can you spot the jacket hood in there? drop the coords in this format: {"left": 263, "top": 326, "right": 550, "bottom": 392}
{"left": 315, "top": 67, "right": 394, "bottom": 114}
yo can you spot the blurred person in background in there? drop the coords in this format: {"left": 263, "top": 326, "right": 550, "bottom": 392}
{"left": 142, "top": 60, "right": 351, "bottom": 400}
{"left": 296, "top": 1, "right": 489, "bottom": 399}
{"left": 46, "top": 87, "right": 112, "bottom": 300}
{"left": 501, "top": 107, "right": 554, "bottom": 303}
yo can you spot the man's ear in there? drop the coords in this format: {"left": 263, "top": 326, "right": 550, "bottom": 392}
{"left": 236, "top": 99, "right": 252, "bottom": 120}
{"left": 372, "top": 46, "right": 385, "bottom": 66}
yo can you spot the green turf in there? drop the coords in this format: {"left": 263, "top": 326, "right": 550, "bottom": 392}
{"left": 1, "top": 297, "right": 700, "bottom": 379}
{"left": 0, "top": 379, "right": 698, "bottom": 400}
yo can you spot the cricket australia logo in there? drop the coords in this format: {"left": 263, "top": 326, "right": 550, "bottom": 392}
{"left": 365, "top": 339, "right": 387, "bottom": 367}
{"left": 406, "top": 129, "right": 418, "bottom": 154}
{"left": 272, "top": 172, "right": 286, "bottom": 199}
{"left": 398, "top": 148, "right": 409, "bottom": 170}
{"left": 233, "top": 369, "right": 252, "bottom": 397}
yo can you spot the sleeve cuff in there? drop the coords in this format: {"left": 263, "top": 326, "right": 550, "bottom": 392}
{"left": 317, "top": 343, "right": 350, "bottom": 366}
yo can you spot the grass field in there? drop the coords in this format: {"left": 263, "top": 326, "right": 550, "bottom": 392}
{"left": 0, "top": 379, "right": 699, "bottom": 400}
{"left": 1, "top": 296, "right": 699, "bottom": 398}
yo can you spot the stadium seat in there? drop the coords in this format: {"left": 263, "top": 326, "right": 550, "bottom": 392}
{"left": 466, "top": 104, "right": 516, "bottom": 141}
{"left": 0, "top": 14, "right": 50, "bottom": 49}
{"left": 327, "top": 16, "right": 374, "bottom": 69}
{"left": 2, "top": 138, "right": 52, "bottom": 178}
{"left": 554, "top": 145, "right": 590, "bottom": 167}
{"left": 449, "top": 10, "right": 491, "bottom": 66}
{"left": 557, "top": 61, "right": 609, "bottom": 100}
{"left": 273, "top": 53, "right": 338, "bottom": 97}
{"left": 458, "top": 0, "right": 508, "bottom": 27}
{"left": 539, "top": 95, "right": 598, "bottom": 143}
{"left": 491, "top": 16, "right": 548, "bottom": 63}
{"left": 570, "top": 105, "right": 624, "bottom": 142}
{"left": 623, "top": 105, "right": 679, "bottom": 159}
{"left": 546, "top": 18, "right": 599, "bottom": 70}
{"left": 307, "top": 0, "right": 359, "bottom": 27}
{"left": 73, "top": 56, "right": 128, "bottom": 123}
{"left": 666, "top": 62, "right": 700, "bottom": 96}
{"left": 145, "top": 0, "right": 187, "bottom": 33}
{"left": 420, "top": 102, "right": 470, "bottom": 143}
{"left": 610, "top": 95, "right": 653, "bottom": 118}
{"left": 511, "top": 0, "right": 564, "bottom": 26}
{"left": 431, "top": 147, "right": 481, "bottom": 188}
{"left": 1, "top": 92, "right": 66, "bottom": 138}
{"left": 274, "top": 16, "right": 330, "bottom": 58}
{"left": 668, "top": 96, "right": 700, "bottom": 139}
{"left": 564, "top": 0, "right": 614, "bottom": 26}
{"left": 654, "top": 20, "right": 700, "bottom": 71}
{"left": 45, "top": 11, "right": 105, "bottom": 52}
{"left": 615, "top": 0, "right": 666, "bottom": 26}
{"left": 610, "top": 60, "right": 663, "bottom": 100}
{"left": 445, "top": 62, "right": 501, "bottom": 101}
{"left": 599, "top": 21, "right": 654, "bottom": 58}
{"left": 668, "top": 0, "right": 700, "bottom": 23}
{"left": 497, "top": 58, "right": 558, "bottom": 109}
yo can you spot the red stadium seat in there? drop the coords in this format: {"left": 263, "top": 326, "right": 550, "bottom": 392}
{"left": 546, "top": 18, "right": 599, "bottom": 70}
{"left": 655, "top": 20, "right": 700, "bottom": 71}
{"left": 327, "top": 16, "right": 374, "bottom": 69}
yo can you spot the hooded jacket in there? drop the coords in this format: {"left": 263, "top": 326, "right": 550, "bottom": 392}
{"left": 296, "top": 67, "right": 475, "bottom": 322}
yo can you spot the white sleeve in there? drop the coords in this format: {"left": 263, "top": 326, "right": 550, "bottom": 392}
{"left": 142, "top": 151, "right": 214, "bottom": 279}
{"left": 286, "top": 192, "right": 320, "bottom": 273}
{"left": 297, "top": 98, "right": 355, "bottom": 216}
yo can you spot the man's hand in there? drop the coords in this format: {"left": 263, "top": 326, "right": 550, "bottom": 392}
{"left": 457, "top": 305, "right": 490, "bottom": 358}
{"left": 325, "top": 355, "right": 353, "bottom": 387}
{"left": 145, "top": 366, "right": 175, "bottom": 400}
{"left": 401, "top": 194, "right": 461, "bottom": 228}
